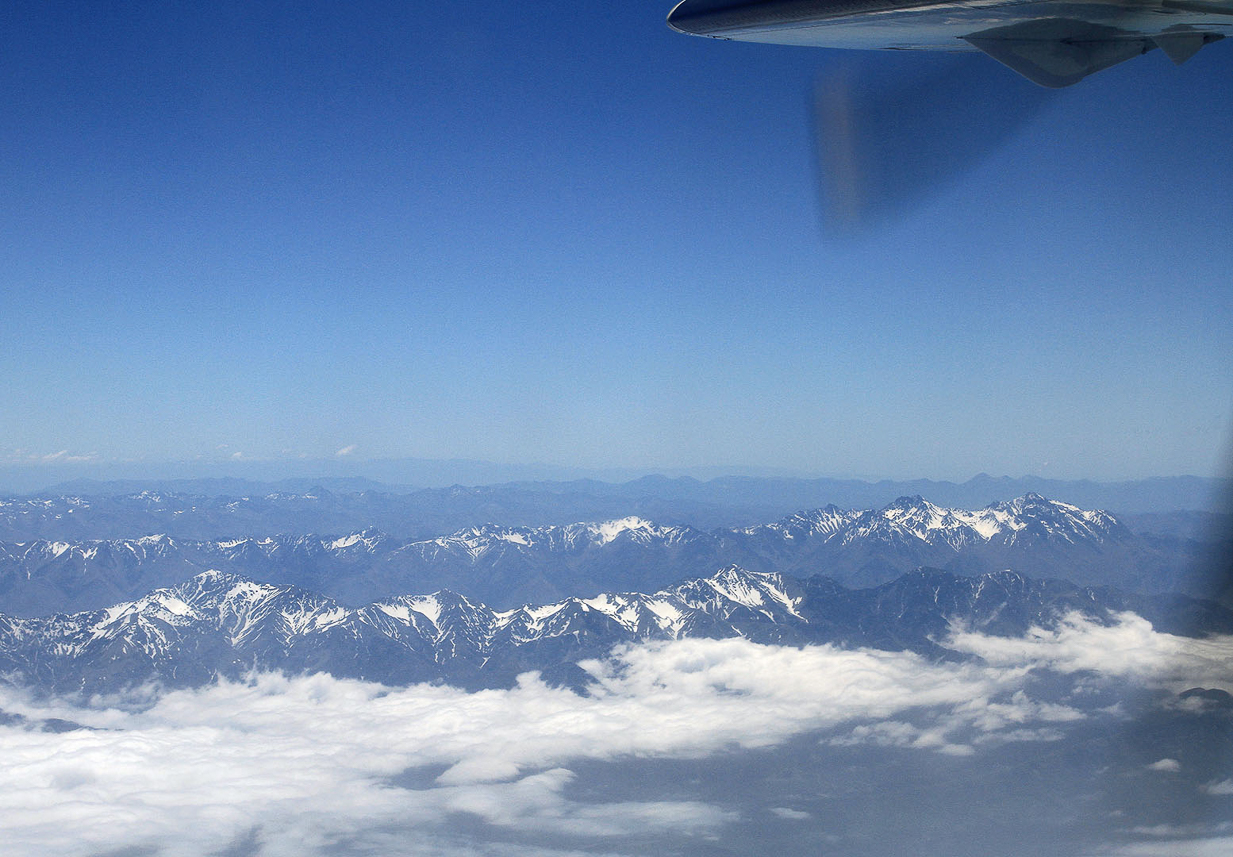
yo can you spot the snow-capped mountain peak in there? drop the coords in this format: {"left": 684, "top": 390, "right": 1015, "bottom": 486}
{"left": 856, "top": 494, "right": 1124, "bottom": 548}
{"left": 591, "top": 516, "right": 657, "bottom": 545}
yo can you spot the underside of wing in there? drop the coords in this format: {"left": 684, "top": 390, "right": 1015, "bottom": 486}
{"left": 667, "top": 0, "right": 1233, "bottom": 85}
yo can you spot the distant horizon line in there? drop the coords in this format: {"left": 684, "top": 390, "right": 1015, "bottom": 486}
{"left": 0, "top": 460, "right": 1226, "bottom": 498}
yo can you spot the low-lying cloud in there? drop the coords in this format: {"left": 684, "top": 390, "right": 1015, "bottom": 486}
{"left": 0, "top": 613, "right": 1227, "bottom": 857}
{"left": 947, "top": 611, "right": 1233, "bottom": 693}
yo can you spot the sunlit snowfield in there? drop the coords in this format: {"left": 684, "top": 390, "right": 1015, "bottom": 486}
{"left": 2, "top": 615, "right": 1230, "bottom": 857}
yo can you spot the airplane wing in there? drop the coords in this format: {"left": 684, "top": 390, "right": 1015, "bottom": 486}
{"left": 667, "top": 0, "right": 1233, "bottom": 86}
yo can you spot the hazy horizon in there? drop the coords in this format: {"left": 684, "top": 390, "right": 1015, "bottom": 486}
{"left": 1, "top": 452, "right": 1229, "bottom": 495}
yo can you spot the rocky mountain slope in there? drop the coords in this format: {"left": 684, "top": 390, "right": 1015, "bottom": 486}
{"left": 2, "top": 566, "right": 1228, "bottom": 695}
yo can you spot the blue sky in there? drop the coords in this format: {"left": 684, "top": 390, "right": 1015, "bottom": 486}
{"left": 2, "top": 0, "right": 1231, "bottom": 485}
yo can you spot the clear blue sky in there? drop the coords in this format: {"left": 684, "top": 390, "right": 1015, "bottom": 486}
{"left": 2, "top": 0, "right": 1231, "bottom": 484}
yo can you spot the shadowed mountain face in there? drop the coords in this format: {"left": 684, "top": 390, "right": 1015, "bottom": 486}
{"left": 2, "top": 566, "right": 1228, "bottom": 696}
{"left": 0, "top": 494, "right": 1213, "bottom": 616}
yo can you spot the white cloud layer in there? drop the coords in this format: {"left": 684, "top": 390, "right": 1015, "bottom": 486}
{"left": 1090, "top": 834, "right": 1233, "bottom": 857}
{"left": 0, "top": 448, "right": 100, "bottom": 465}
{"left": 0, "top": 615, "right": 1228, "bottom": 857}
{"left": 946, "top": 611, "right": 1233, "bottom": 694}
{"left": 1146, "top": 758, "right": 1182, "bottom": 772}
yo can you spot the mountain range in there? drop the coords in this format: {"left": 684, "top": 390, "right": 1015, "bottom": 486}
{"left": 0, "top": 494, "right": 1213, "bottom": 616}
{"left": 2, "top": 474, "right": 1227, "bottom": 546}
{"left": 3, "top": 565, "right": 1229, "bottom": 696}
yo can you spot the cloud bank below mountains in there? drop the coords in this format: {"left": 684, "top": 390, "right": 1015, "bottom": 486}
{"left": 0, "top": 615, "right": 1229, "bottom": 857}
